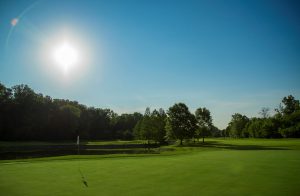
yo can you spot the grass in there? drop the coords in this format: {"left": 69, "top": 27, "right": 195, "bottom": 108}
{"left": 1, "top": 139, "right": 300, "bottom": 195}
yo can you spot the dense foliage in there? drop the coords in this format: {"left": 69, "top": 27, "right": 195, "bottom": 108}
{"left": 0, "top": 83, "right": 142, "bottom": 141}
{"left": 133, "top": 107, "right": 167, "bottom": 144}
{"left": 195, "top": 107, "right": 213, "bottom": 142}
{"left": 165, "top": 103, "right": 196, "bottom": 145}
{"left": 226, "top": 95, "right": 300, "bottom": 138}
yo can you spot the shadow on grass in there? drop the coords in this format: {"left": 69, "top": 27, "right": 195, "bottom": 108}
{"left": 0, "top": 143, "right": 168, "bottom": 160}
{"left": 0, "top": 141, "right": 290, "bottom": 160}
{"left": 179, "top": 140, "right": 289, "bottom": 150}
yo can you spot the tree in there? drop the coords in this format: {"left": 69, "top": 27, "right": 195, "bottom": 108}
{"left": 134, "top": 108, "right": 167, "bottom": 144}
{"left": 276, "top": 95, "right": 300, "bottom": 115}
{"left": 166, "top": 103, "right": 196, "bottom": 145}
{"left": 195, "top": 107, "right": 212, "bottom": 143}
{"left": 10, "top": 84, "right": 41, "bottom": 140}
{"left": 59, "top": 104, "right": 81, "bottom": 139}
{"left": 151, "top": 109, "right": 167, "bottom": 144}
{"left": 227, "top": 113, "right": 249, "bottom": 138}
{"left": 259, "top": 107, "right": 270, "bottom": 118}
{"left": 0, "top": 83, "right": 13, "bottom": 139}
{"left": 133, "top": 120, "right": 142, "bottom": 139}
{"left": 140, "top": 115, "right": 153, "bottom": 144}
{"left": 113, "top": 112, "right": 143, "bottom": 140}
{"left": 244, "top": 118, "right": 261, "bottom": 138}
{"left": 279, "top": 122, "right": 300, "bottom": 138}
{"left": 135, "top": 107, "right": 154, "bottom": 143}
{"left": 279, "top": 110, "right": 300, "bottom": 137}
{"left": 276, "top": 95, "right": 300, "bottom": 138}
{"left": 210, "top": 125, "right": 222, "bottom": 137}
{"left": 144, "top": 107, "right": 151, "bottom": 116}
{"left": 245, "top": 117, "right": 281, "bottom": 138}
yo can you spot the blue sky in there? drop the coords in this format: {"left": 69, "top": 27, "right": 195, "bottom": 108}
{"left": 1, "top": 0, "right": 300, "bottom": 129}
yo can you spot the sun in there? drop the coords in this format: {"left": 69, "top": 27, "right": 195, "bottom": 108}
{"left": 53, "top": 41, "right": 79, "bottom": 73}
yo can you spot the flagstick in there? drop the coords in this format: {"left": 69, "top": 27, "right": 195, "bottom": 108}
{"left": 77, "top": 135, "right": 81, "bottom": 172}
{"left": 77, "top": 136, "right": 80, "bottom": 156}
{"left": 78, "top": 144, "right": 79, "bottom": 157}
{"left": 77, "top": 136, "right": 88, "bottom": 187}
{"left": 77, "top": 135, "right": 81, "bottom": 177}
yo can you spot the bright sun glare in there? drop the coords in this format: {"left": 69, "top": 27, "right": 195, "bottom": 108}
{"left": 42, "top": 30, "right": 92, "bottom": 81}
{"left": 53, "top": 41, "right": 79, "bottom": 73}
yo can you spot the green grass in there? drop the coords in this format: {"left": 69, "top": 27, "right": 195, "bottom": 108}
{"left": 1, "top": 139, "right": 300, "bottom": 195}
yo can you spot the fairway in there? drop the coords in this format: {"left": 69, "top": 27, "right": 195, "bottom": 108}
{"left": 1, "top": 139, "right": 300, "bottom": 196}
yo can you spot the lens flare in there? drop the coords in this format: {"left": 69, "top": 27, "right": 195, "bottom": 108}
{"left": 11, "top": 18, "right": 19, "bottom": 26}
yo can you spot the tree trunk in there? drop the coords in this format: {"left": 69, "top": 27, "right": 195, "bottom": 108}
{"left": 180, "top": 139, "right": 183, "bottom": 145}
{"left": 202, "top": 136, "right": 204, "bottom": 143}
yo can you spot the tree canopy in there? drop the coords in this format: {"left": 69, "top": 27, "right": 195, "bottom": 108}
{"left": 195, "top": 107, "right": 212, "bottom": 142}
{"left": 0, "top": 83, "right": 142, "bottom": 141}
{"left": 166, "top": 103, "right": 196, "bottom": 145}
{"left": 226, "top": 95, "right": 300, "bottom": 138}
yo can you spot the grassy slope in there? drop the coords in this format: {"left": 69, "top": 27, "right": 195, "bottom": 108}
{"left": 1, "top": 139, "right": 300, "bottom": 196}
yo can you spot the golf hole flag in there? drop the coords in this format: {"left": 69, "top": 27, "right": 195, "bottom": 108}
{"left": 77, "top": 136, "right": 80, "bottom": 145}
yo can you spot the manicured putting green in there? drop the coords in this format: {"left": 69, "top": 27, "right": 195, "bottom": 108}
{"left": 1, "top": 139, "right": 300, "bottom": 196}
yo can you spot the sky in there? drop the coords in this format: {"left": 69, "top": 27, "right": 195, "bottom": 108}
{"left": 0, "top": 0, "right": 300, "bottom": 129}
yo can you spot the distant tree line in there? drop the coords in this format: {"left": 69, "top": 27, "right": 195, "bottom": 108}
{"left": 1, "top": 83, "right": 299, "bottom": 143}
{"left": 225, "top": 95, "right": 300, "bottom": 138}
{"left": 0, "top": 83, "right": 142, "bottom": 141}
{"left": 0, "top": 83, "right": 222, "bottom": 143}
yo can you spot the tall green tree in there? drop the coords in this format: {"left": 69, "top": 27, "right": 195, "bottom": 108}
{"left": 195, "top": 107, "right": 212, "bottom": 143}
{"left": 134, "top": 108, "right": 167, "bottom": 144}
{"left": 133, "top": 120, "right": 142, "bottom": 139}
{"left": 166, "top": 103, "right": 196, "bottom": 145}
{"left": 0, "top": 83, "right": 13, "bottom": 139}
{"left": 227, "top": 113, "right": 249, "bottom": 138}
{"left": 276, "top": 95, "right": 300, "bottom": 115}
{"left": 276, "top": 95, "right": 300, "bottom": 137}
{"left": 151, "top": 109, "right": 167, "bottom": 144}
{"left": 139, "top": 107, "right": 153, "bottom": 144}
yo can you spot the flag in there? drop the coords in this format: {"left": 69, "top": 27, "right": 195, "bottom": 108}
{"left": 77, "top": 135, "right": 80, "bottom": 145}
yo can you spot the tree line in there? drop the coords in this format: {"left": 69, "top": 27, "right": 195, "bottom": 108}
{"left": 1, "top": 83, "right": 299, "bottom": 143}
{"left": 0, "top": 83, "right": 142, "bottom": 141}
{"left": 225, "top": 95, "right": 300, "bottom": 138}
{"left": 0, "top": 83, "right": 221, "bottom": 143}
